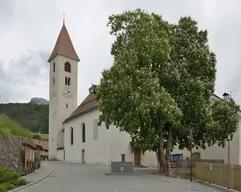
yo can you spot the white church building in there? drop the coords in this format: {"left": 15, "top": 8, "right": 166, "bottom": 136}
{"left": 48, "top": 22, "right": 241, "bottom": 167}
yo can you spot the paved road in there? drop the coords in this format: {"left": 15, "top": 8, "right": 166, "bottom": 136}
{"left": 20, "top": 161, "right": 224, "bottom": 192}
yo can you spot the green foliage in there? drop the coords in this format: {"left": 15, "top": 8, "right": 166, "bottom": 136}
{"left": 15, "top": 177, "right": 28, "bottom": 185}
{"left": 0, "top": 167, "right": 18, "bottom": 184}
{"left": 0, "top": 182, "right": 14, "bottom": 192}
{"left": 0, "top": 167, "right": 28, "bottom": 191}
{"left": 32, "top": 133, "right": 42, "bottom": 140}
{"left": 0, "top": 114, "right": 31, "bottom": 137}
{"left": 0, "top": 103, "right": 48, "bottom": 134}
{"left": 91, "top": 8, "right": 240, "bottom": 169}
{"left": 210, "top": 100, "right": 240, "bottom": 147}
{"left": 91, "top": 9, "right": 182, "bottom": 137}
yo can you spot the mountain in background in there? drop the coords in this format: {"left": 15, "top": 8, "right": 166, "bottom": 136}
{"left": 29, "top": 97, "right": 49, "bottom": 105}
{"left": 0, "top": 98, "right": 49, "bottom": 134}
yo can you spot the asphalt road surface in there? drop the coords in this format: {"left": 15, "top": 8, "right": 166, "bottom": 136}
{"left": 19, "top": 161, "right": 224, "bottom": 192}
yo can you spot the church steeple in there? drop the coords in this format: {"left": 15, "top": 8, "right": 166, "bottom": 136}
{"left": 48, "top": 23, "right": 80, "bottom": 62}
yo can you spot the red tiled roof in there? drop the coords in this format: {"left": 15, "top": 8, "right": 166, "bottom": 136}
{"left": 64, "top": 93, "right": 99, "bottom": 123}
{"left": 48, "top": 23, "right": 80, "bottom": 62}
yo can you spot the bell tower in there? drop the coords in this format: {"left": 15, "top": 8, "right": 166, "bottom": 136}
{"left": 48, "top": 22, "right": 79, "bottom": 160}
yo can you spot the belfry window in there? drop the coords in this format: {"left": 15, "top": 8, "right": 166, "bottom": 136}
{"left": 65, "top": 62, "right": 71, "bottom": 73}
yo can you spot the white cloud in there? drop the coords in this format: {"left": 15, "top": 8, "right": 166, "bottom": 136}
{"left": 0, "top": 0, "right": 241, "bottom": 104}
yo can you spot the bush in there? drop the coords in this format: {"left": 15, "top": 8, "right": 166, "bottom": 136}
{"left": 0, "top": 167, "right": 18, "bottom": 183}
{"left": 0, "top": 183, "right": 14, "bottom": 192}
{"left": 15, "top": 177, "right": 28, "bottom": 186}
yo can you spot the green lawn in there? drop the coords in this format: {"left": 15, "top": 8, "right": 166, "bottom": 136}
{"left": 0, "top": 114, "right": 31, "bottom": 137}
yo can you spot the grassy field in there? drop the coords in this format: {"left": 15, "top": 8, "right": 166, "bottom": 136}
{"left": 0, "top": 114, "right": 31, "bottom": 137}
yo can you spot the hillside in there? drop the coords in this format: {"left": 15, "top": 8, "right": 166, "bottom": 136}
{"left": 0, "top": 114, "right": 31, "bottom": 137}
{"left": 0, "top": 102, "right": 48, "bottom": 134}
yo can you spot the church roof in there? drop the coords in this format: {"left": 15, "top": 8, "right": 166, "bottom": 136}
{"left": 64, "top": 93, "right": 99, "bottom": 123}
{"left": 48, "top": 23, "right": 80, "bottom": 62}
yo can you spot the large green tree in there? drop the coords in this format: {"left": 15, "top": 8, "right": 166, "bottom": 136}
{"left": 91, "top": 9, "right": 240, "bottom": 176}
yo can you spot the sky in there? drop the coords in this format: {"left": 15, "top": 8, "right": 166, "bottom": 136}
{"left": 0, "top": 0, "right": 241, "bottom": 105}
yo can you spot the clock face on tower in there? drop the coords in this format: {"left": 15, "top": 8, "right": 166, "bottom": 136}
{"left": 61, "top": 86, "right": 74, "bottom": 99}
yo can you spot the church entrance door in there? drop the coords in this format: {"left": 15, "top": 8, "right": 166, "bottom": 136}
{"left": 134, "top": 149, "right": 141, "bottom": 165}
{"left": 82, "top": 149, "right": 85, "bottom": 163}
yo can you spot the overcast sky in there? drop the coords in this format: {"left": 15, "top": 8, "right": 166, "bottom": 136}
{"left": 0, "top": 0, "right": 241, "bottom": 105}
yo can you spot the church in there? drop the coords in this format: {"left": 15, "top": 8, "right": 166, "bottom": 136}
{"left": 48, "top": 22, "right": 241, "bottom": 167}
{"left": 47, "top": 22, "right": 157, "bottom": 167}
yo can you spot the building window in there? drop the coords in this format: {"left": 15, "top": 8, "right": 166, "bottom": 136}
{"left": 65, "top": 77, "right": 71, "bottom": 86}
{"left": 53, "top": 62, "right": 55, "bottom": 72}
{"left": 93, "top": 119, "right": 98, "bottom": 140}
{"left": 82, "top": 123, "right": 86, "bottom": 143}
{"left": 66, "top": 103, "right": 68, "bottom": 108}
{"left": 65, "top": 62, "right": 71, "bottom": 73}
{"left": 170, "top": 154, "right": 183, "bottom": 162}
{"left": 52, "top": 77, "right": 55, "bottom": 86}
{"left": 65, "top": 77, "right": 67, "bottom": 85}
{"left": 70, "top": 127, "right": 74, "bottom": 145}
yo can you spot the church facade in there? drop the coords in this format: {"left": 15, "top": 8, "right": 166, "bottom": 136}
{"left": 47, "top": 23, "right": 158, "bottom": 166}
{"left": 63, "top": 93, "right": 157, "bottom": 166}
{"left": 48, "top": 22, "right": 241, "bottom": 167}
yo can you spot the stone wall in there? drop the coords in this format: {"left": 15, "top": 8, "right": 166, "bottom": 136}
{"left": 0, "top": 134, "right": 35, "bottom": 175}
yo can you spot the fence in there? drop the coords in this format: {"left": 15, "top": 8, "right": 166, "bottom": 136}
{"left": 196, "top": 162, "right": 241, "bottom": 191}
{"left": 170, "top": 159, "right": 224, "bottom": 169}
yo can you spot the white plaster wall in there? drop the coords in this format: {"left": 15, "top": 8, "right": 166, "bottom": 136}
{"left": 64, "top": 109, "right": 110, "bottom": 164}
{"left": 141, "top": 151, "right": 158, "bottom": 167}
{"left": 199, "top": 126, "right": 240, "bottom": 165}
{"left": 48, "top": 55, "right": 78, "bottom": 160}
{"left": 108, "top": 127, "right": 133, "bottom": 162}
{"left": 64, "top": 109, "right": 158, "bottom": 167}
{"left": 170, "top": 125, "right": 241, "bottom": 165}
{"left": 57, "top": 149, "right": 64, "bottom": 161}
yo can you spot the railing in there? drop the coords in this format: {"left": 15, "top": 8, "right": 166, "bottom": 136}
{"left": 196, "top": 162, "right": 241, "bottom": 191}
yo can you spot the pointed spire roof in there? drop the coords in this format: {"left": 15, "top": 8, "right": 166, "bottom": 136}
{"left": 48, "top": 23, "right": 80, "bottom": 62}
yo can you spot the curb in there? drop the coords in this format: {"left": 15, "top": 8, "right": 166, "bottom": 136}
{"left": 9, "top": 163, "right": 54, "bottom": 192}
{"left": 195, "top": 179, "right": 239, "bottom": 192}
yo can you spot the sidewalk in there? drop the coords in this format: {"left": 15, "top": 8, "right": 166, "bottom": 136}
{"left": 23, "top": 162, "right": 54, "bottom": 183}
{"left": 9, "top": 162, "right": 54, "bottom": 192}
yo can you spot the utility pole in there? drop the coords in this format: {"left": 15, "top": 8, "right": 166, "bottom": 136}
{"left": 227, "top": 134, "right": 231, "bottom": 189}
{"left": 190, "top": 128, "right": 193, "bottom": 182}
{"left": 228, "top": 134, "right": 230, "bottom": 165}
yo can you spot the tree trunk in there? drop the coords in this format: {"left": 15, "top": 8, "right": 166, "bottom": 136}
{"left": 159, "top": 126, "right": 166, "bottom": 174}
{"left": 156, "top": 150, "right": 165, "bottom": 173}
{"left": 165, "top": 125, "right": 173, "bottom": 176}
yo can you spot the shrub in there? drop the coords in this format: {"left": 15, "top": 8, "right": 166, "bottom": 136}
{"left": 0, "top": 183, "right": 14, "bottom": 192}
{"left": 15, "top": 177, "right": 28, "bottom": 186}
{"left": 0, "top": 167, "right": 18, "bottom": 183}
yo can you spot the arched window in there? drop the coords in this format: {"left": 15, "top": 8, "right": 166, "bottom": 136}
{"left": 53, "top": 62, "right": 55, "bottom": 72}
{"left": 70, "top": 127, "right": 74, "bottom": 145}
{"left": 67, "top": 77, "right": 71, "bottom": 86}
{"left": 82, "top": 123, "right": 86, "bottom": 143}
{"left": 93, "top": 119, "right": 98, "bottom": 140}
{"left": 64, "top": 62, "right": 71, "bottom": 73}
